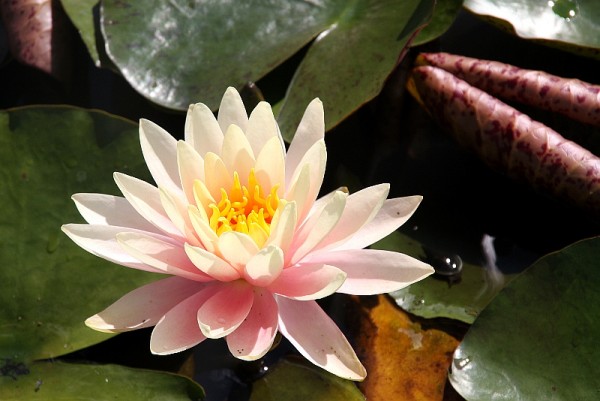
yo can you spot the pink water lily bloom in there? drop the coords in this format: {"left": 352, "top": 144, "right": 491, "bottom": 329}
{"left": 62, "top": 87, "right": 433, "bottom": 380}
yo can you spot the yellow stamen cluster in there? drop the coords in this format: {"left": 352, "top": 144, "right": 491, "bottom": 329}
{"left": 208, "top": 169, "right": 281, "bottom": 247}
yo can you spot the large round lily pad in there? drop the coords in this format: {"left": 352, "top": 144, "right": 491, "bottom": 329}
{"left": 465, "top": 0, "right": 600, "bottom": 58}
{"left": 449, "top": 236, "right": 600, "bottom": 400}
{"left": 0, "top": 106, "right": 159, "bottom": 362}
{"left": 0, "top": 361, "right": 204, "bottom": 400}
{"left": 99, "top": 0, "right": 435, "bottom": 140}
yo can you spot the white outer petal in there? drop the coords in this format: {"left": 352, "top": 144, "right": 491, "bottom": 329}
{"left": 71, "top": 193, "right": 158, "bottom": 233}
{"left": 312, "top": 184, "right": 390, "bottom": 252}
{"left": 218, "top": 87, "right": 248, "bottom": 133}
{"left": 335, "top": 195, "right": 423, "bottom": 250}
{"left": 245, "top": 101, "right": 283, "bottom": 156}
{"left": 61, "top": 223, "right": 171, "bottom": 273}
{"left": 285, "top": 98, "right": 324, "bottom": 186}
{"left": 139, "top": 119, "right": 181, "bottom": 195}
{"left": 184, "top": 102, "right": 223, "bottom": 156}
{"left": 86, "top": 276, "right": 205, "bottom": 333}
{"left": 289, "top": 190, "right": 347, "bottom": 265}
{"left": 276, "top": 297, "right": 366, "bottom": 381}
{"left": 305, "top": 249, "right": 435, "bottom": 295}
{"left": 113, "top": 172, "right": 183, "bottom": 240}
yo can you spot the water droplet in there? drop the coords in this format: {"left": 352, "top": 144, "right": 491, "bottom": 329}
{"left": 424, "top": 247, "right": 463, "bottom": 278}
{"left": 412, "top": 297, "right": 425, "bottom": 308}
{"left": 17, "top": 316, "right": 22, "bottom": 321}
{"left": 217, "top": 318, "right": 226, "bottom": 324}
{"left": 548, "top": 0, "right": 579, "bottom": 20}
{"left": 454, "top": 356, "right": 471, "bottom": 370}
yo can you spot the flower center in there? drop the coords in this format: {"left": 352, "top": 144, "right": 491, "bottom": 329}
{"left": 208, "top": 169, "right": 281, "bottom": 247}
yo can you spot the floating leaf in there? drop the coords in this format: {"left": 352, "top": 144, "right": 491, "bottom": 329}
{"left": 275, "top": 0, "right": 435, "bottom": 138}
{"left": 417, "top": 52, "right": 600, "bottom": 127}
{"left": 374, "top": 231, "right": 515, "bottom": 324}
{"left": 249, "top": 357, "right": 365, "bottom": 401}
{"left": 99, "top": 0, "right": 434, "bottom": 140}
{"left": 464, "top": 0, "right": 600, "bottom": 58}
{"left": 411, "top": 0, "right": 464, "bottom": 47}
{"left": 60, "top": 0, "right": 100, "bottom": 65}
{"left": 0, "top": 106, "right": 159, "bottom": 362}
{"left": 449, "top": 236, "right": 600, "bottom": 400}
{"left": 349, "top": 294, "right": 459, "bottom": 401}
{"left": 408, "top": 65, "right": 600, "bottom": 217}
{"left": 0, "top": 361, "right": 204, "bottom": 400}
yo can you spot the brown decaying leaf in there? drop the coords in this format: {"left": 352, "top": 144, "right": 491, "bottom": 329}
{"left": 0, "top": 0, "right": 70, "bottom": 79}
{"left": 348, "top": 295, "right": 459, "bottom": 401}
{"left": 417, "top": 52, "right": 600, "bottom": 127}
{"left": 408, "top": 65, "right": 600, "bottom": 217}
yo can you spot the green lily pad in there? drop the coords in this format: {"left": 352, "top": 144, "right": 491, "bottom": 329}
{"left": 100, "top": 0, "right": 434, "bottom": 140}
{"left": 249, "top": 357, "right": 365, "bottom": 401}
{"left": 0, "top": 106, "right": 159, "bottom": 362}
{"left": 374, "top": 231, "right": 516, "bottom": 324}
{"left": 411, "top": 0, "right": 464, "bottom": 47}
{"left": 0, "top": 361, "right": 204, "bottom": 400}
{"left": 464, "top": 0, "right": 600, "bottom": 57}
{"left": 60, "top": 0, "right": 100, "bottom": 65}
{"left": 449, "top": 236, "right": 600, "bottom": 400}
{"left": 275, "top": 0, "right": 435, "bottom": 137}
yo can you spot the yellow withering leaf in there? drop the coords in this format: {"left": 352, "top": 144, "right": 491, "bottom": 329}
{"left": 350, "top": 294, "right": 459, "bottom": 401}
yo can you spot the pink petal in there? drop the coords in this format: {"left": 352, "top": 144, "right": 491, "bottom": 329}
{"left": 139, "top": 119, "right": 182, "bottom": 195}
{"left": 184, "top": 243, "right": 241, "bottom": 282}
{"left": 85, "top": 276, "right": 205, "bottom": 332}
{"left": 276, "top": 297, "right": 366, "bottom": 381}
{"left": 266, "top": 202, "right": 297, "bottom": 254}
{"left": 218, "top": 87, "right": 248, "bottom": 133}
{"left": 221, "top": 124, "right": 255, "bottom": 183}
{"left": 305, "top": 249, "right": 434, "bottom": 295}
{"left": 289, "top": 190, "right": 347, "bottom": 265}
{"left": 243, "top": 245, "right": 284, "bottom": 287}
{"left": 61, "top": 224, "right": 166, "bottom": 274}
{"left": 116, "top": 232, "right": 212, "bottom": 282}
{"left": 184, "top": 102, "right": 223, "bottom": 156}
{"left": 285, "top": 98, "right": 324, "bottom": 186}
{"left": 113, "top": 172, "right": 184, "bottom": 240}
{"left": 197, "top": 281, "right": 254, "bottom": 338}
{"left": 177, "top": 140, "right": 205, "bottom": 205}
{"left": 71, "top": 193, "right": 158, "bottom": 233}
{"left": 226, "top": 288, "right": 279, "bottom": 361}
{"left": 336, "top": 195, "right": 423, "bottom": 250}
{"left": 150, "top": 288, "right": 217, "bottom": 355}
{"left": 268, "top": 264, "right": 346, "bottom": 300}
{"left": 245, "top": 102, "right": 283, "bottom": 157}
{"left": 218, "top": 231, "right": 259, "bottom": 269}
{"left": 313, "top": 184, "right": 389, "bottom": 252}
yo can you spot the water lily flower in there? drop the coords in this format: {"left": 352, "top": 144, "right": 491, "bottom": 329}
{"left": 62, "top": 87, "right": 434, "bottom": 380}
